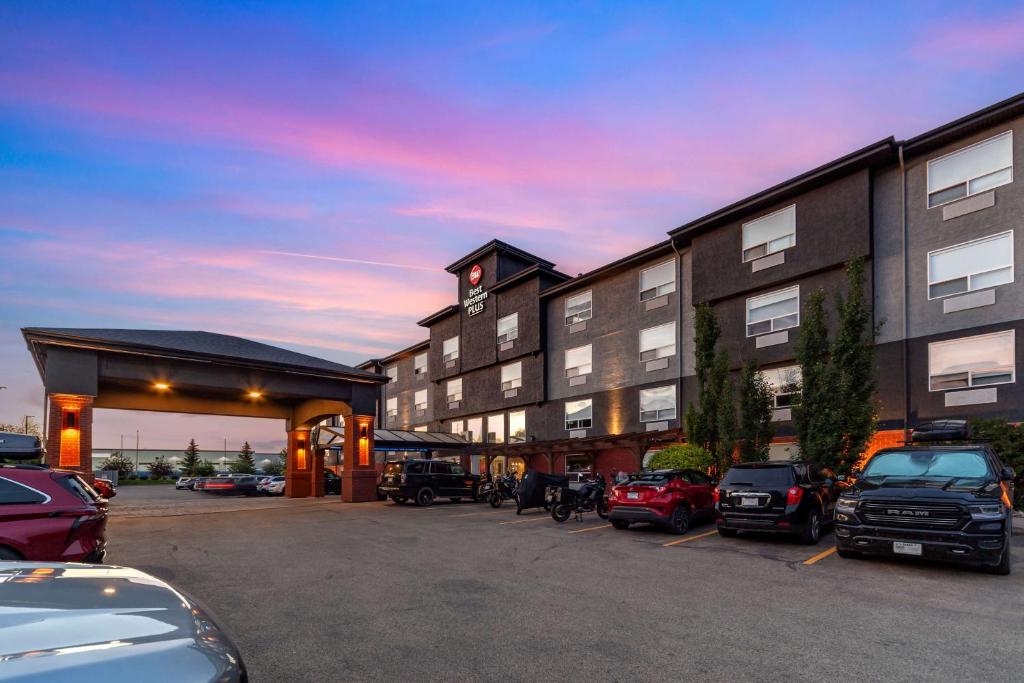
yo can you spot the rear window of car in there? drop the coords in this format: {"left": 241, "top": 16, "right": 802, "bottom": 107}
{"left": 383, "top": 462, "right": 403, "bottom": 476}
{"left": 630, "top": 471, "right": 677, "bottom": 486}
{"left": 0, "top": 476, "right": 49, "bottom": 504}
{"left": 722, "top": 466, "right": 794, "bottom": 487}
{"left": 55, "top": 474, "right": 100, "bottom": 503}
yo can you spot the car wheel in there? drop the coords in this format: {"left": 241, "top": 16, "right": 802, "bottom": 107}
{"left": 717, "top": 526, "right": 738, "bottom": 538}
{"left": 984, "top": 531, "right": 1012, "bottom": 575}
{"left": 801, "top": 509, "right": 822, "bottom": 545}
{"left": 0, "top": 546, "right": 23, "bottom": 560}
{"left": 416, "top": 488, "right": 435, "bottom": 507}
{"left": 611, "top": 519, "right": 630, "bottom": 530}
{"left": 836, "top": 546, "right": 861, "bottom": 559}
{"left": 551, "top": 504, "right": 571, "bottom": 523}
{"left": 667, "top": 506, "right": 690, "bottom": 535}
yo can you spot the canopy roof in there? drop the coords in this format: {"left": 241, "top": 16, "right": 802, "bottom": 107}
{"left": 316, "top": 425, "right": 468, "bottom": 451}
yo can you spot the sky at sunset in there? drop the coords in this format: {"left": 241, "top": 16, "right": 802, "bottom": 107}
{"left": 2, "top": 1, "right": 1023, "bottom": 452}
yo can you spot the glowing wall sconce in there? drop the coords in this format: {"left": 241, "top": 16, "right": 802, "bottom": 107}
{"left": 153, "top": 382, "right": 170, "bottom": 391}
{"left": 358, "top": 421, "right": 370, "bottom": 466}
{"left": 64, "top": 410, "right": 78, "bottom": 430}
{"left": 60, "top": 408, "right": 81, "bottom": 468}
{"left": 296, "top": 435, "right": 307, "bottom": 470}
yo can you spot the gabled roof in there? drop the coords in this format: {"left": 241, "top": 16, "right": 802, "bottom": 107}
{"left": 444, "top": 239, "right": 555, "bottom": 274}
{"left": 22, "top": 328, "right": 385, "bottom": 383}
{"left": 416, "top": 304, "right": 459, "bottom": 328}
{"left": 491, "top": 263, "right": 571, "bottom": 293}
{"left": 902, "top": 91, "right": 1024, "bottom": 158}
{"left": 541, "top": 240, "right": 675, "bottom": 299}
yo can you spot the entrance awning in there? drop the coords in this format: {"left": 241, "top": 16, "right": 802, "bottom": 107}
{"left": 315, "top": 425, "right": 469, "bottom": 453}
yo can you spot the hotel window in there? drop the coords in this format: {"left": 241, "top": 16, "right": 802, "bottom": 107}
{"left": 414, "top": 389, "right": 428, "bottom": 411}
{"left": 927, "top": 231, "right": 1014, "bottom": 299}
{"left": 509, "top": 410, "right": 527, "bottom": 443}
{"left": 448, "top": 419, "right": 463, "bottom": 435}
{"left": 501, "top": 362, "right": 522, "bottom": 391}
{"left": 640, "top": 260, "right": 676, "bottom": 301}
{"left": 761, "top": 365, "right": 802, "bottom": 408}
{"left": 565, "top": 290, "right": 593, "bottom": 325}
{"left": 565, "top": 398, "right": 593, "bottom": 430}
{"left": 742, "top": 204, "right": 796, "bottom": 262}
{"left": 927, "top": 131, "right": 1013, "bottom": 208}
{"left": 639, "top": 322, "right": 676, "bottom": 361}
{"left": 385, "top": 364, "right": 398, "bottom": 382}
{"left": 487, "top": 414, "right": 505, "bottom": 443}
{"left": 446, "top": 378, "right": 463, "bottom": 402}
{"left": 442, "top": 336, "right": 459, "bottom": 363}
{"left": 413, "top": 425, "right": 428, "bottom": 432}
{"left": 929, "top": 330, "right": 1015, "bottom": 391}
{"left": 639, "top": 385, "right": 676, "bottom": 422}
{"left": 385, "top": 397, "right": 397, "bottom": 419}
{"left": 497, "top": 313, "right": 519, "bottom": 344}
{"left": 414, "top": 352, "right": 428, "bottom": 376}
{"left": 466, "top": 416, "right": 483, "bottom": 443}
{"left": 746, "top": 286, "right": 799, "bottom": 337}
{"left": 565, "top": 344, "right": 593, "bottom": 378}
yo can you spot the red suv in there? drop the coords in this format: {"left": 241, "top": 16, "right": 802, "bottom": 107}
{"left": 0, "top": 464, "right": 108, "bottom": 562}
{"left": 607, "top": 469, "right": 716, "bottom": 534}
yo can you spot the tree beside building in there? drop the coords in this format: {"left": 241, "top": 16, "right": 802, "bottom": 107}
{"left": 231, "top": 441, "right": 257, "bottom": 474}
{"left": 181, "top": 439, "right": 201, "bottom": 475}
{"left": 738, "top": 361, "right": 775, "bottom": 462}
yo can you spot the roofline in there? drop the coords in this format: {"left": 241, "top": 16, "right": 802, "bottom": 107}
{"left": 901, "top": 90, "right": 1024, "bottom": 158}
{"left": 491, "top": 263, "right": 571, "bottom": 294}
{"left": 540, "top": 240, "right": 675, "bottom": 299}
{"left": 375, "top": 339, "right": 431, "bottom": 365}
{"left": 444, "top": 239, "right": 556, "bottom": 274}
{"left": 416, "top": 304, "right": 459, "bottom": 328}
{"left": 668, "top": 138, "right": 895, "bottom": 242}
{"left": 21, "top": 328, "right": 388, "bottom": 385}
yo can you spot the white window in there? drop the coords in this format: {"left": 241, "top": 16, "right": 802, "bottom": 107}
{"left": 639, "top": 260, "right": 676, "bottom": 301}
{"left": 487, "top": 414, "right": 505, "bottom": 444}
{"left": 385, "top": 365, "right": 398, "bottom": 381}
{"left": 501, "top": 362, "right": 522, "bottom": 391}
{"left": 385, "top": 397, "right": 397, "bottom": 418}
{"left": 746, "top": 286, "right": 800, "bottom": 337}
{"left": 639, "top": 322, "right": 676, "bottom": 362}
{"left": 413, "top": 425, "right": 428, "bottom": 432}
{"left": 565, "top": 398, "right": 593, "bottom": 430}
{"left": 449, "top": 419, "right": 463, "bottom": 435}
{"left": 509, "top": 410, "right": 526, "bottom": 443}
{"left": 565, "top": 290, "right": 593, "bottom": 325}
{"left": 929, "top": 330, "right": 1015, "bottom": 391}
{"left": 414, "top": 352, "right": 428, "bottom": 376}
{"left": 466, "top": 416, "right": 483, "bottom": 443}
{"left": 742, "top": 204, "right": 796, "bottom": 262}
{"left": 927, "top": 131, "right": 1013, "bottom": 208}
{"left": 565, "top": 344, "right": 593, "bottom": 378}
{"left": 442, "top": 336, "right": 459, "bottom": 363}
{"left": 761, "top": 365, "right": 802, "bottom": 408}
{"left": 497, "top": 313, "right": 519, "bottom": 344}
{"left": 927, "top": 231, "right": 1014, "bottom": 299}
{"left": 414, "top": 389, "right": 427, "bottom": 411}
{"left": 639, "top": 385, "right": 676, "bottom": 422}
{"left": 446, "top": 378, "right": 463, "bottom": 402}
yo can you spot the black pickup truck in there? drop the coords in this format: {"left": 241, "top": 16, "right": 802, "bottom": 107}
{"left": 834, "top": 421, "right": 1015, "bottom": 574}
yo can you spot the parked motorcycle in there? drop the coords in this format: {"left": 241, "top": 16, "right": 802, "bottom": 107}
{"left": 489, "top": 473, "right": 519, "bottom": 508}
{"left": 476, "top": 475, "right": 495, "bottom": 503}
{"left": 548, "top": 475, "right": 608, "bottom": 522}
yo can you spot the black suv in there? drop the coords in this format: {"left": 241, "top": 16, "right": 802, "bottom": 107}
{"left": 715, "top": 461, "right": 840, "bottom": 544}
{"left": 378, "top": 459, "right": 480, "bottom": 506}
{"left": 834, "top": 421, "right": 1015, "bottom": 574}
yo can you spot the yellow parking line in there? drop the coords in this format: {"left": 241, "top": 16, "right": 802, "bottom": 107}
{"left": 448, "top": 509, "right": 508, "bottom": 518}
{"left": 568, "top": 524, "right": 612, "bottom": 534}
{"left": 499, "top": 517, "right": 550, "bottom": 525}
{"left": 661, "top": 529, "right": 718, "bottom": 547}
{"left": 803, "top": 546, "right": 838, "bottom": 565}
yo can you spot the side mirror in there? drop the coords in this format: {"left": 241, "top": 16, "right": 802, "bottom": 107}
{"left": 1001, "top": 467, "right": 1015, "bottom": 482}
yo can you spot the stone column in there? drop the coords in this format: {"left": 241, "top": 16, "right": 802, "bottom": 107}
{"left": 47, "top": 394, "right": 94, "bottom": 482}
{"left": 341, "top": 414, "right": 376, "bottom": 502}
{"left": 285, "top": 428, "right": 312, "bottom": 498}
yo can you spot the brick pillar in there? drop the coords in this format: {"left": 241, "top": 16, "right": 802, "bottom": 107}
{"left": 312, "top": 444, "right": 325, "bottom": 498}
{"left": 285, "top": 429, "right": 312, "bottom": 498}
{"left": 46, "top": 394, "right": 94, "bottom": 482}
{"left": 341, "top": 414, "right": 376, "bottom": 502}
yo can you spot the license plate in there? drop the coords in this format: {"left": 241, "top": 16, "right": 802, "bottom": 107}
{"left": 627, "top": 492, "right": 639, "bottom": 500}
{"left": 893, "top": 542, "right": 922, "bottom": 556}
{"left": 741, "top": 497, "right": 759, "bottom": 507}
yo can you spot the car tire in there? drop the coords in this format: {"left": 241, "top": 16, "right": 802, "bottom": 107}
{"left": 416, "top": 488, "right": 435, "bottom": 507}
{"left": 984, "top": 531, "right": 1012, "bottom": 575}
{"left": 611, "top": 519, "right": 630, "bottom": 530}
{"left": 551, "top": 504, "right": 571, "bottom": 523}
{"left": 0, "top": 546, "right": 23, "bottom": 560}
{"left": 717, "top": 526, "right": 738, "bottom": 538}
{"left": 836, "top": 546, "right": 861, "bottom": 559}
{"left": 667, "top": 506, "right": 690, "bottom": 535}
{"left": 800, "top": 509, "right": 822, "bottom": 545}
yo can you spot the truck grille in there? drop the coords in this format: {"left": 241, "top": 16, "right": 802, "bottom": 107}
{"left": 859, "top": 501, "right": 965, "bottom": 530}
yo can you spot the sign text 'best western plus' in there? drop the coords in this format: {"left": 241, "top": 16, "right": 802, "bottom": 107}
{"left": 463, "top": 263, "right": 488, "bottom": 316}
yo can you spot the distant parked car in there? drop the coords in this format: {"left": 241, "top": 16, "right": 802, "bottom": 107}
{"left": 192, "top": 477, "right": 208, "bottom": 491}
{"left": 201, "top": 475, "right": 258, "bottom": 496}
{"left": 175, "top": 476, "right": 194, "bottom": 490}
{"left": 0, "top": 562, "right": 248, "bottom": 681}
{"left": 715, "top": 462, "right": 840, "bottom": 544}
{"left": 264, "top": 476, "right": 285, "bottom": 496}
{"left": 92, "top": 476, "right": 117, "bottom": 499}
{"left": 0, "top": 464, "right": 107, "bottom": 562}
{"left": 607, "top": 469, "right": 716, "bottom": 534}
{"left": 325, "top": 470, "right": 341, "bottom": 495}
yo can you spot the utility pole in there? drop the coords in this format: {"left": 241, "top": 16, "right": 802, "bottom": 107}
{"left": 135, "top": 429, "right": 140, "bottom": 475}
{"left": 23, "top": 415, "right": 35, "bottom": 435}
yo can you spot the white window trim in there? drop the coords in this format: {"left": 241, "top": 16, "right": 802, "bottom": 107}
{"left": 638, "top": 322, "right": 676, "bottom": 362}
{"left": 446, "top": 379, "right": 463, "bottom": 403}
{"left": 745, "top": 286, "right": 800, "bottom": 338}
{"left": 565, "top": 290, "right": 593, "bottom": 326}
{"left": 508, "top": 410, "right": 527, "bottom": 443}
{"left": 926, "top": 130, "right": 1014, "bottom": 209}
{"left": 414, "top": 390, "right": 428, "bottom": 411}
{"left": 639, "top": 260, "right": 676, "bottom": 301}
{"left": 926, "top": 230, "right": 1014, "bottom": 300}
{"left": 564, "top": 344, "right": 593, "bottom": 378}
{"left": 761, "top": 366, "right": 802, "bottom": 409}
{"left": 927, "top": 330, "right": 1016, "bottom": 392}
{"left": 564, "top": 399, "right": 593, "bottom": 430}
{"left": 413, "top": 353, "right": 428, "bottom": 375}
{"left": 497, "top": 313, "right": 519, "bottom": 345}
{"left": 442, "top": 336, "right": 459, "bottom": 363}
{"left": 741, "top": 204, "right": 796, "bottom": 263}
{"left": 385, "top": 397, "right": 398, "bottom": 418}
{"left": 501, "top": 362, "right": 523, "bottom": 391}
{"left": 639, "top": 385, "right": 677, "bottom": 423}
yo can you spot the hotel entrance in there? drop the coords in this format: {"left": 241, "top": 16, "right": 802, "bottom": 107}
{"left": 484, "top": 454, "right": 527, "bottom": 478}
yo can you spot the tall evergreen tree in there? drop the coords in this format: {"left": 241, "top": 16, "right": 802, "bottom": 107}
{"left": 793, "top": 288, "right": 836, "bottom": 465}
{"left": 181, "top": 439, "right": 201, "bottom": 476}
{"left": 687, "top": 303, "right": 721, "bottom": 450}
{"left": 738, "top": 360, "right": 775, "bottom": 462}
{"left": 232, "top": 441, "right": 257, "bottom": 474}
{"left": 713, "top": 353, "right": 737, "bottom": 477}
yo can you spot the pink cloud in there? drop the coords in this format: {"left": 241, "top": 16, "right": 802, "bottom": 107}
{"left": 911, "top": 9, "right": 1024, "bottom": 70}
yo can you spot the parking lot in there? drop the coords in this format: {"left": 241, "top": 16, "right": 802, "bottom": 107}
{"left": 107, "top": 492, "right": 1024, "bottom": 683}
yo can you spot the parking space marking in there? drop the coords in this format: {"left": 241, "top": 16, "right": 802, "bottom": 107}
{"left": 661, "top": 529, "right": 718, "bottom": 547}
{"left": 802, "top": 546, "right": 837, "bottom": 565}
{"left": 567, "top": 524, "right": 612, "bottom": 534}
{"left": 447, "top": 509, "right": 509, "bottom": 518}
{"left": 499, "top": 516, "right": 550, "bottom": 525}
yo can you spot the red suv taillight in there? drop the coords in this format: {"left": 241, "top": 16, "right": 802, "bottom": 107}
{"left": 712, "top": 487, "right": 720, "bottom": 504}
{"left": 786, "top": 486, "right": 803, "bottom": 505}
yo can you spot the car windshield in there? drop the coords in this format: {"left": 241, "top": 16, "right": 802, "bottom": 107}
{"left": 630, "top": 472, "right": 675, "bottom": 486}
{"left": 862, "top": 450, "right": 992, "bottom": 480}
{"left": 722, "top": 467, "right": 793, "bottom": 487}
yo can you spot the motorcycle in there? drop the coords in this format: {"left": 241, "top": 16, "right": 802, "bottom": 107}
{"left": 489, "top": 473, "right": 519, "bottom": 508}
{"left": 548, "top": 475, "right": 608, "bottom": 522}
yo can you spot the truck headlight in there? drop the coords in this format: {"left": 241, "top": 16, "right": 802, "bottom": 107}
{"left": 835, "top": 497, "right": 859, "bottom": 514}
{"left": 968, "top": 504, "right": 1005, "bottom": 521}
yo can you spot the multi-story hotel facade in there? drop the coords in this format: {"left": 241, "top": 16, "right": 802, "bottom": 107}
{"left": 357, "top": 93, "right": 1024, "bottom": 480}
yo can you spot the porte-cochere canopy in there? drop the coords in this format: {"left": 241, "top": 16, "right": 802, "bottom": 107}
{"left": 22, "top": 328, "right": 388, "bottom": 501}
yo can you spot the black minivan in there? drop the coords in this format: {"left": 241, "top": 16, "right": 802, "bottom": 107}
{"left": 715, "top": 462, "right": 840, "bottom": 544}
{"left": 378, "top": 459, "right": 481, "bottom": 506}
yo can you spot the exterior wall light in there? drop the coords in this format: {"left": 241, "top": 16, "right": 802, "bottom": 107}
{"left": 153, "top": 382, "right": 170, "bottom": 391}
{"left": 296, "top": 436, "right": 307, "bottom": 470}
{"left": 247, "top": 391, "right": 262, "bottom": 399}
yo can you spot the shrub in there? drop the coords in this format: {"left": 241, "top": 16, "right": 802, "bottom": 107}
{"left": 970, "top": 418, "right": 1024, "bottom": 510}
{"left": 647, "top": 444, "right": 714, "bottom": 472}
{"left": 99, "top": 452, "right": 135, "bottom": 480}
{"left": 148, "top": 456, "right": 174, "bottom": 480}
{"left": 193, "top": 460, "right": 216, "bottom": 477}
